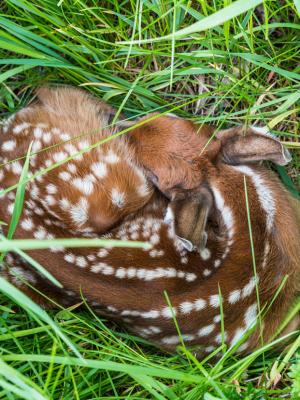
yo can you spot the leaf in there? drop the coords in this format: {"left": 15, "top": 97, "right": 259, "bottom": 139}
{"left": 0, "top": 277, "right": 82, "bottom": 358}
{"left": 275, "top": 166, "right": 300, "bottom": 200}
{"left": 7, "top": 142, "right": 32, "bottom": 240}
{"left": 0, "top": 238, "right": 150, "bottom": 252}
{"left": 294, "top": 0, "right": 300, "bottom": 16}
{"left": 119, "top": 0, "right": 264, "bottom": 43}
{"left": 0, "top": 65, "right": 34, "bottom": 84}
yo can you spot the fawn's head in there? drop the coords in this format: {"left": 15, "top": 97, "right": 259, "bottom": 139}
{"left": 127, "top": 115, "right": 291, "bottom": 252}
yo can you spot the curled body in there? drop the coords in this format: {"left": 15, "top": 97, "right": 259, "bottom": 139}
{"left": 0, "top": 87, "right": 299, "bottom": 356}
{"left": 0, "top": 87, "right": 153, "bottom": 234}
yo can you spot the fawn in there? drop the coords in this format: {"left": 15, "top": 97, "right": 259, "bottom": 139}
{"left": 0, "top": 87, "right": 299, "bottom": 356}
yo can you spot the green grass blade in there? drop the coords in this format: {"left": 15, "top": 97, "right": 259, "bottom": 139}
{"left": 119, "top": 0, "right": 263, "bottom": 43}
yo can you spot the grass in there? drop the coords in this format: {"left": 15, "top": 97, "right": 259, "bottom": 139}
{"left": 0, "top": 0, "right": 300, "bottom": 398}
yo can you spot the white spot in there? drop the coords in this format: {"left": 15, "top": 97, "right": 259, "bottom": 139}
{"left": 11, "top": 161, "right": 23, "bottom": 175}
{"left": 73, "top": 177, "right": 94, "bottom": 196}
{"left": 214, "top": 259, "right": 221, "bottom": 268}
{"left": 75, "top": 256, "right": 87, "bottom": 268}
{"left": 61, "top": 133, "right": 70, "bottom": 141}
{"left": 59, "top": 198, "right": 71, "bottom": 210}
{"left": 46, "top": 184, "right": 57, "bottom": 194}
{"left": 34, "top": 226, "right": 47, "bottom": 239}
{"left": 230, "top": 327, "right": 245, "bottom": 347}
{"left": 161, "top": 306, "right": 177, "bottom": 319}
{"left": 211, "top": 186, "right": 235, "bottom": 241}
{"left": 2, "top": 140, "right": 16, "bottom": 151}
{"left": 262, "top": 241, "right": 270, "bottom": 269}
{"left": 181, "top": 256, "right": 188, "bottom": 264}
{"left": 242, "top": 276, "right": 258, "bottom": 298}
{"left": 204, "top": 345, "right": 216, "bottom": 353}
{"left": 34, "top": 207, "right": 44, "bottom": 216}
{"left": 149, "top": 233, "right": 160, "bottom": 245}
{"left": 64, "top": 253, "right": 75, "bottom": 263}
{"left": 161, "top": 335, "right": 180, "bottom": 345}
{"left": 198, "top": 324, "right": 215, "bottom": 337}
{"left": 141, "top": 310, "right": 160, "bottom": 319}
{"left": 65, "top": 144, "right": 77, "bottom": 156}
{"left": 127, "top": 267, "right": 137, "bottom": 278}
{"left": 13, "top": 122, "right": 30, "bottom": 134}
{"left": 115, "top": 267, "right": 126, "bottom": 279}
{"left": 33, "top": 127, "right": 43, "bottom": 139}
{"left": 200, "top": 248, "right": 211, "bottom": 260}
{"left": 59, "top": 171, "right": 71, "bottom": 181}
{"left": 186, "top": 273, "right": 197, "bottom": 282}
{"left": 105, "top": 150, "right": 119, "bottom": 163}
{"left": 180, "top": 301, "right": 194, "bottom": 314}
{"left": 244, "top": 303, "right": 257, "bottom": 329}
{"left": 107, "top": 305, "right": 117, "bottom": 313}
{"left": 67, "top": 163, "right": 77, "bottom": 174}
{"left": 45, "top": 195, "right": 56, "bottom": 206}
{"left": 213, "top": 314, "right": 222, "bottom": 323}
{"left": 78, "top": 140, "right": 90, "bottom": 150}
{"left": 43, "top": 132, "right": 51, "bottom": 143}
{"left": 111, "top": 188, "right": 125, "bottom": 208}
{"left": 91, "top": 262, "right": 108, "bottom": 273}
{"left": 233, "top": 165, "right": 275, "bottom": 232}
{"left": 21, "top": 218, "right": 34, "bottom": 231}
{"left": 91, "top": 162, "right": 107, "bottom": 178}
{"left": 195, "top": 298, "right": 206, "bottom": 311}
{"left": 149, "top": 326, "right": 162, "bottom": 334}
{"left": 44, "top": 159, "right": 53, "bottom": 168}
{"left": 228, "top": 289, "right": 241, "bottom": 304}
{"left": 164, "top": 206, "right": 174, "bottom": 225}
{"left": 237, "top": 341, "right": 249, "bottom": 353}
{"left": 53, "top": 151, "right": 67, "bottom": 163}
{"left": 97, "top": 249, "right": 108, "bottom": 258}
{"left": 215, "top": 331, "right": 228, "bottom": 344}
{"left": 70, "top": 197, "right": 88, "bottom": 227}
{"left": 7, "top": 203, "right": 14, "bottom": 214}
{"left": 32, "top": 140, "right": 42, "bottom": 153}
{"left": 203, "top": 268, "right": 211, "bottom": 277}
{"left": 137, "top": 183, "right": 150, "bottom": 197}
{"left": 51, "top": 128, "right": 60, "bottom": 135}
{"left": 209, "top": 295, "right": 221, "bottom": 308}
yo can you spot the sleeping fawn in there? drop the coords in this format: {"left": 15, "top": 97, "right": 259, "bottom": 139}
{"left": 0, "top": 87, "right": 299, "bottom": 357}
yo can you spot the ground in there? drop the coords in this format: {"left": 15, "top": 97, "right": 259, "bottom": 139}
{"left": 0, "top": 1, "right": 299, "bottom": 399}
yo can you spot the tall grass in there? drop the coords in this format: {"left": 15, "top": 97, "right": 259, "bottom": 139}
{"left": 0, "top": 0, "right": 299, "bottom": 398}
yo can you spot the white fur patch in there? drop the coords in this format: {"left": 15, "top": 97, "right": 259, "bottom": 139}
{"left": 198, "top": 324, "right": 215, "bottom": 337}
{"left": 105, "top": 150, "right": 119, "bottom": 163}
{"left": 228, "top": 289, "right": 241, "bottom": 304}
{"left": 111, "top": 188, "right": 125, "bottom": 208}
{"left": 91, "top": 162, "right": 107, "bottom": 178}
{"left": 2, "top": 140, "right": 16, "bottom": 151}
{"left": 13, "top": 122, "right": 30, "bottom": 134}
{"left": 70, "top": 198, "right": 88, "bottom": 226}
{"left": 73, "top": 177, "right": 94, "bottom": 196}
{"left": 161, "top": 306, "right": 177, "bottom": 319}
{"left": 209, "top": 294, "right": 221, "bottom": 308}
{"left": 200, "top": 248, "right": 211, "bottom": 260}
{"left": 21, "top": 218, "right": 34, "bottom": 231}
{"left": 233, "top": 165, "right": 275, "bottom": 232}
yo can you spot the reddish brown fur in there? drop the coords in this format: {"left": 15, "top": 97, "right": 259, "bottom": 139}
{"left": 0, "top": 87, "right": 299, "bottom": 357}
{"left": 0, "top": 87, "right": 153, "bottom": 234}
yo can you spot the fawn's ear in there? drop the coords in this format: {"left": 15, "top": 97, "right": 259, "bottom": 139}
{"left": 164, "top": 187, "right": 213, "bottom": 252}
{"left": 125, "top": 114, "right": 219, "bottom": 193}
{"left": 216, "top": 126, "right": 292, "bottom": 166}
